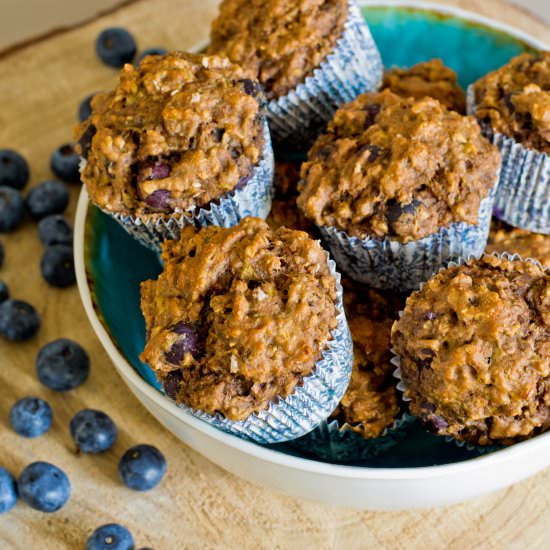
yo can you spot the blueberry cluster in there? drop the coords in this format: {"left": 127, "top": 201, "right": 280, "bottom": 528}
{"left": 0, "top": 26, "right": 170, "bottom": 548}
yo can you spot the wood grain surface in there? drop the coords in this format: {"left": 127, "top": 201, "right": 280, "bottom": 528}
{"left": 0, "top": 1, "right": 548, "bottom": 548}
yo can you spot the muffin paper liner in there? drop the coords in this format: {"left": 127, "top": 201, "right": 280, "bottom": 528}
{"left": 267, "top": 0, "right": 383, "bottom": 148}
{"left": 467, "top": 86, "right": 550, "bottom": 234}
{"left": 94, "top": 121, "right": 275, "bottom": 253}
{"left": 289, "top": 412, "right": 414, "bottom": 463}
{"left": 390, "top": 252, "right": 547, "bottom": 453}
{"left": 164, "top": 255, "right": 353, "bottom": 445}
{"left": 318, "top": 184, "right": 498, "bottom": 291}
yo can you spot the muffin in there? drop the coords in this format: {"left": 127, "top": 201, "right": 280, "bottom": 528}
{"left": 468, "top": 52, "right": 550, "bottom": 234}
{"left": 140, "top": 217, "right": 353, "bottom": 443}
{"left": 297, "top": 90, "right": 501, "bottom": 289}
{"left": 391, "top": 254, "right": 549, "bottom": 446}
{"left": 75, "top": 52, "right": 274, "bottom": 252}
{"left": 292, "top": 281, "right": 408, "bottom": 462}
{"left": 488, "top": 220, "right": 550, "bottom": 268}
{"left": 209, "top": 0, "right": 382, "bottom": 147}
{"left": 382, "top": 59, "right": 466, "bottom": 113}
{"left": 267, "top": 161, "right": 315, "bottom": 234}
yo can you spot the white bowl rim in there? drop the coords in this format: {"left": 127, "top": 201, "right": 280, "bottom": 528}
{"left": 74, "top": 1, "right": 550, "bottom": 482}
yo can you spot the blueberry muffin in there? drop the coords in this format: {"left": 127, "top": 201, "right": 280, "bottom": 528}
{"left": 298, "top": 90, "right": 500, "bottom": 242}
{"left": 140, "top": 217, "right": 340, "bottom": 421}
{"left": 209, "top": 0, "right": 382, "bottom": 145}
{"left": 391, "top": 254, "right": 549, "bottom": 446}
{"left": 382, "top": 59, "right": 466, "bottom": 114}
{"left": 487, "top": 220, "right": 550, "bottom": 268}
{"left": 75, "top": 52, "right": 273, "bottom": 249}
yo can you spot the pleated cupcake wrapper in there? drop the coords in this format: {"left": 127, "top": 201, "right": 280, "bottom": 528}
{"left": 164, "top": 255, "right": 353, "bottom": 445}
{"left": 466, "top": 85, "right": 550, "bottom": 234}
{"left": 318, "top": 183, "right": 498, "bottom": 291}
{"left": 390, "top": 252, "right": 547, "bottom": 454}
{"left": 290, "top": 412, "right": 414, "bottom": 463}
{"left": 95, "top": 121, "right": 275, "bottom": 253}
{"left": 267, "top": 0, "right": 382, "bottom": 148}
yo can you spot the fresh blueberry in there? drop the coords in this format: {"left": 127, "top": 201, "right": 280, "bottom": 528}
{"left": 86, "top": 523, "right": 135, "bottom": 550}
{"left": 0, "top": 186, "right": 25, "bottom": 232}
{"left": 79, "top": 93, "right": 96, "bottom": 123}
{"left": 10, "top": 397, "right": 53, "bottom": 438}
{"left": 118, "top": 444, "right": 166, "bottom": 491}
{"left": 70, "top": 409, "right": 117, "bottom": 453}
{"left": 50, "top": 144, "right": 80, "bottom": 183}
{"left": 0, "top": 149, "right": 29, "bottom": 190}
{"left": 17, "top": 461, "right": 70, "bottom": 513}
{"left": 0, "top": 281, "right": 8, "bottom": 303}
{"left": 40, "top": 245, "right": 75, "bottom": 287}
{"left": 38, "top": 215, "right": 73, "bottom": 247}
{"left": 0, "top": 468, "right": 17, "bottom": 514}
{"left": 136, "top": 47, "right": 167, "bottom": 65}
{"left": 96, "top": 28, "right": 137, "bottom": 68}
{"left": 0, "top": 299, "right": 40, "bottom": 341}
{"left": 36, "top": 339, "right": 90, "bottom": 391}
{"left": 26, "top": 180, "right": 69, "bottom": 220}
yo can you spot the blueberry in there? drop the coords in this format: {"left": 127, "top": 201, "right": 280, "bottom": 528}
{"left": 0, "top": 468, "right": 17, "bottom": 514}
{"left": 38, "top": 215, "right": 73, "bottom": 247}
{"left": 137, "top": 47, "right": 167, "bottom": 65}
{"left": 70, "top": 409, "right": 117, "bottom": 453}
{"left": 50, "top": 143, "right": 80, "bottom": 183}
{"left": 0, "top": 281, "right": 8, "bottom": 303}
{"left": 96, "top": 28, "right": 137, "bottom": 68}
{"left": 0, "top": 186, "right": 25, "bottom": 232}
{"left": 0, "top": 149, "right": 29, "bottom": 190}
{"left": 118, "top": 444, "right": 166, "bottom": 491}
{"left": 10, "top": 397, "right": 53, "bottom": 438}
{"left": 78, "top": 93, "right": 96, "bottom": 123}
{"left": 17, "top": 461, "right": 70, "bottom": 513}
{"left": 40, "top": 245, "right": 75, "bottom": 287}
{"left": 143, "top": 189, "right": 171, "bottom": 212}
{"left": 0, "top": 299, "right": 40, "bottom": 341}
{"left": 165, "top": 322, "right": 200, "bottom": 365}
{"left": 26, "top": 180, "right": 69, "bottom": 220}
{"left": 86, "top": 523, "right": 135, "bottom": 550}
{"left": 36, "top": 339, "right": 90, "bottom": 391}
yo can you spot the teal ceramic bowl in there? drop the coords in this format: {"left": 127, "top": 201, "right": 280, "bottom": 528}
{"left": 75, "top": 1, "right": 550, "bottom": 509}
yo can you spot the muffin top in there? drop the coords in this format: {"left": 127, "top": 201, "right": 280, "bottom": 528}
{"left": 473, "top": 52, "right": 550, "bottom": 154}
{"left": 487, "top": 220, "right": 550, "bottom": 268}
{"left": 330, "top": 281, "right": 404, "bottom": 439}
{"left": 209, "top": 0, "right": 348, "bottom": 99}
{"left": 391, "top": 255, "right": 549, "bottom": 445}
{"left": 297, "top": 90, "right": 500, "bottom": 242}
{"left": 140, "top": 217, "right": 338, "bottom": 421}
{"left": 75, "top": 52, "right": 265, "bottom": 218}
{"left": 382, "top": 59, "right": 466, "bottom": 113}
{"left": 267, "top": 161, "right": 314, "bottom": 233}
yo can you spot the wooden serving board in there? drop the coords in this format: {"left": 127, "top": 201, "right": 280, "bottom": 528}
{"left": 0, "top": 0, "right": 548, "bottom": 548}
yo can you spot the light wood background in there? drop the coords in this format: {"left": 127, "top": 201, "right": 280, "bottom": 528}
{"left": 0, "top": 1, "right": 548, "bottom": 548}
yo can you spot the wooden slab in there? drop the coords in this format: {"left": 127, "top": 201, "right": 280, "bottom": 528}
{"left": 0, "top": 1, "right": 548, "bottom": 548}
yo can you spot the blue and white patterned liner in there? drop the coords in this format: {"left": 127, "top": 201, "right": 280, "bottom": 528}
{"left": 467, "top": 86, "right": 550, "bottom": 235}
{"left": 290, "top": 413, "right": 414, "bottom": 463}
{"left": 164, "top": 255, "right": 353, "bottom": 445}
{"left": 267, "top": 0, "right": 382, "bottom": 147}
{"left": 319, "top": 184, "right": 498, "bottom": 291}
{"left": 391, "top": 252, "right": 548, "bottom": 454}
{"left": 94, "top": 121, "right": 275, "bottom": 253}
